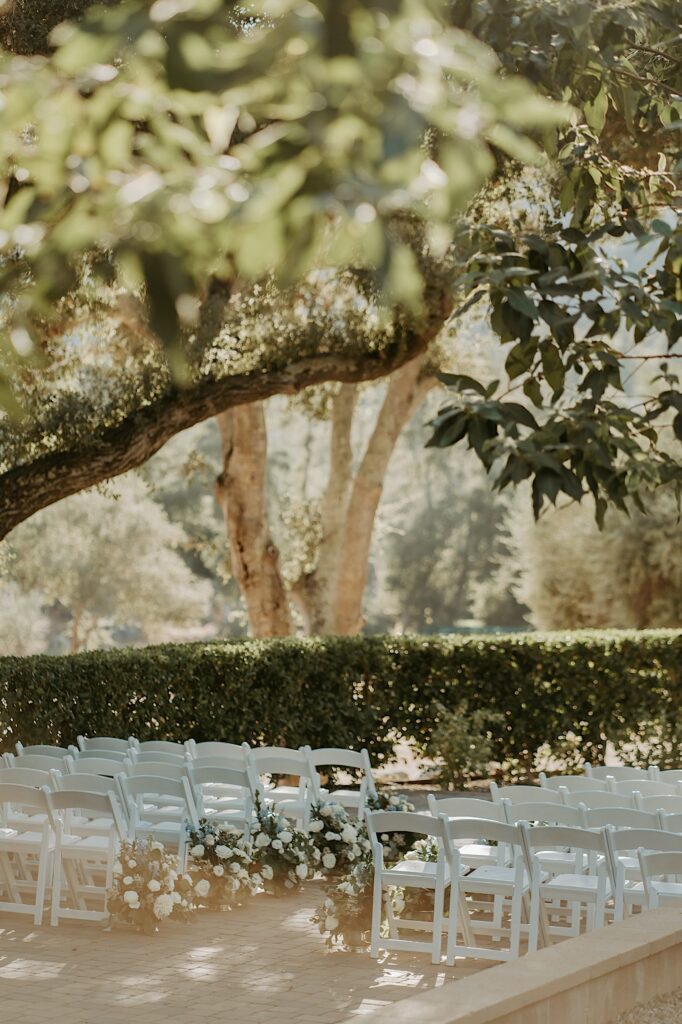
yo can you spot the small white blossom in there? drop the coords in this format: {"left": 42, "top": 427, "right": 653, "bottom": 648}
{"left": 213, "top": 864, "right": 225, "bottom": 876}
{"left": 322, "top": 853, "right": 336, "bottom": 870}
{"left": 147, "top": 879, "right": 161, "bottom": 892}
{"left": 153, "top": 893, "right": 174, "bottom": 919}
{"left": 190, "top": 844, "right": 205, "bottom": 858}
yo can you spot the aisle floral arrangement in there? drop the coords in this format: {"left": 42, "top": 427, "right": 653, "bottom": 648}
{"left": 307, "top": 801, "right": 372, "bottom": 875}
{"left": 187, "top": 820, "right": 256, "bottom": 909}
{"left": 250, "top": 795, "right": 319, "bottom": 894}
{"left": 108, "top": 838, "right": 196, "bottom": 934}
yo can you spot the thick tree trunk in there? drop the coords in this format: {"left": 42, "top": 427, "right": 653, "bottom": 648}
{"left": 215, "top": 404, "right": 293, "bottom": 637}
{"left": 332, "top": 358, "right": 436, "bottom": 634}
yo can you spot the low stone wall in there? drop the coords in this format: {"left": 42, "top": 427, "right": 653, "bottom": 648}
{"left": 345, "top": 906, "right": 682, "bottom": 1024}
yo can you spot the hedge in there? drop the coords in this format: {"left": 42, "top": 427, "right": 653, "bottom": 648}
{"left": 1, "top": 631, "right": 681, "bottom": 779}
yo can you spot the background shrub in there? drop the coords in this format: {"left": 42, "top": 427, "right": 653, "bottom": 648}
{"left": 1, "top": 631, "right": 681, "bottom": 780}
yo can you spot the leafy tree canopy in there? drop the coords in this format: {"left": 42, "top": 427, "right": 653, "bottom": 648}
{"left": 0, "top": 0, "right": 680, "bottom": 536}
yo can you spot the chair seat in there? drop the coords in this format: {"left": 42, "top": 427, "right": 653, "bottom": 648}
{"left": 137, "top": 819, "right": 183, "bottom": 833}
{"left": 544, "top": 873, "right": 611, "bottom": 896}
{"left": 466, "top": 865, "right": 532, "bottom": 890}
{"left": 0, "top": 828, "right": 52, "bottom": 847}
{"left": 651, "top": 881, "right": 682, "bottom": 900}
{"left": 459, "top": 843, "right": 505, "bottom": 864}
{"left": 61, "top": 834, "right": 112, "bottom": 852}
{"left": 385, "top": 859, "right": 452, "bottom": 887}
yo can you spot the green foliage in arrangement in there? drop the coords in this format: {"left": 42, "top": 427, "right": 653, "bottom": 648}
{"left": 1, "top": 631, "right": 681, "bottom": 777}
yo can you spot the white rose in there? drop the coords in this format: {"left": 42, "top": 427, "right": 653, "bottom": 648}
{"left": 153, "top": 893, "right": 174, "bottom": 919}
{"left": 271, "top": 839, "right": 283, "bottom": 851}
{"left": 341, "top": 825, "right": 358, "bottom": 843}
{"left": 322, "top": 853, "right": 336, "bottom": 870}
{"left": 404, "top": 850, "right": 419, "bottom": 860}
{"left": 215, "top": 845, "right": 230, "bottom": 859}
{"left": 381, "top": 833, "right": 390, "bottom": 842}
{"left": 279, "top": 830, "right": 293, "bottom": 844}
{"left": 127, "top": 860, "right": 137, "bottom": 868}
{"left": 389, "top": 796, "right": 400, "bottom": 806}
{"left": 393, "top": 896, "right": 406, "bottom": 913}
{"left": 172, "top": 892, "right": 182, "bottom": 903}
{"left": 205, "top": 835, "right": 215, "bottom": 847}
{"left": 251, "top": 873, "right": 263, "bottom": 887}
{"left": 213, "top": 865, "right": 225, "bottom": 876}
{"left": 123, "top": 875, "right": 133, "bottom": 885}
{"left": 308, "top": 820, "right": 324, "bottom": 833}
{"left": 194, "top": 879, "right": 211, "bottom": 897}
{"left": 313, "top": 848, "right": 321, "bottom": 862}
{"left": 231, "top": 877, "right": 240, "bottom": 892}
{"left": 147, "top": 879, "right": 161, "bottom": 892}
{"left": 295, "top": 863, "right": 308, "bottom": 880}
{"left": 325, "top": 915, "right": 339, "bottom": 931}
{"left": 261, "top": 864, "right": 274, "bottom": 880}
{"left": 113, "top": 861, "right": 123, "bottom": 874}
{"left": 325, "top": 832, "right": 341, "bottom": 842}
{"left": 150, "top": 841, "right": 164, "bottom": 852}
{"left": 123, "top": 890, "right": 139, "bottom": 906}
{"left": 230, "top": 862, "right": 240, "bottom": 874}
{"left": 255, "top": 832, "right": 270, "bottom": 848}
{"left": 190, "top": 844, "right": 205, "bottom": 858}
{"left": 320, "top": 805, "right": 333, "bottom": 817}
{"left": 338, "top": 881, "right": 354, "bottom": 895}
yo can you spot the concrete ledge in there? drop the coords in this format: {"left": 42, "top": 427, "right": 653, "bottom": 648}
{"left": 346, "top": 907, "right": 682, "bottom": 1024}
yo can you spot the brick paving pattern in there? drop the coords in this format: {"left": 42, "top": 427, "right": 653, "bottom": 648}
{"left": 0, "top": 882, "right": 488, "bottom": 1024}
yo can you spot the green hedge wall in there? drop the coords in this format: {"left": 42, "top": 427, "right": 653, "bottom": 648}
{"left": 1, "top": 631, "right": 681, "bottom": 779}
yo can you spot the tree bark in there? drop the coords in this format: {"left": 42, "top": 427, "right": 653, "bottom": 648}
{"left": 215, "top": 403, "right": 293, "bottom": 637}
{"left": 333, "top": 357, "right": 436, "bottom": 635}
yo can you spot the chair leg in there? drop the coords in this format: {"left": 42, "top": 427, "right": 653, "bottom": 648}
{"left": 50, "top": 852, "right": 62, "bottom": 926}
{"left": 432, "top": 882, "right": 444, "bottom": 965}
{"left": 370, "top": 870, "right": 383, "bottom": 959}
{"left": 34, "top": 846, "right": 50, "bottom": 926}
{"left": 509, "top": 883, "right": 523, "bottom": 959}
{"left": 446, "top": 880, "right": 459, "bottom": 966}
{"left": 527, "top": 877, "right": 540, "bottom": 954}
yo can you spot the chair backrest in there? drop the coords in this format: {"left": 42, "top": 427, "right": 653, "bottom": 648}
{"left": 0, "top": 782, "right": 51, "bottom": 814}
{"left": 585, "top": 764, "right": 648, "bottom": 780}
{"left": 607, "top": 826, "right": 682, "bottom": 855}
{"left": 490, "top": 783, "right": 562, "bottom": 805}
{"left": 74, "top": 748, "right": 128, "bottom": 763}
{"left": 190, "top": 753, "right": 249, "bottom": 773}
{"left": 655, "top": 769, "right": 682, "bottom": 784}
{"left": 659, "top": 811, "right": 682, "bottom": 833}
{"left": 539, "top": 773, "right": 607, "bottom": 792}
{"left": 638, "top": 850, "right": 682, "bottom": 891}
{"left": 250, "top": 749, "right": 313, "bottom": 779}
{"left": 0, "top": 766, "right": 57, "bottom": 789}
{"left": 48, "top": 788, "right": 126, "bottom": 839}
{"left": 366, "top": 810, "right": 448, "bottom": 845}
{"left": 581, "top": 806, "right": 661, "bottom": 830}
{"left": 446, "top": 816, "right": 522, "bottom": 849}
{"left": 562, "top": 789, "right": 635, "bottom": 810}
{"left": 5, "top": 753, "right": 72, "bottom": 773}
{"left": 133, "top": 740, "right": 188, "bottom": 755}
{"left": 124, "top": 760, "right": 188, "bottom": 781}
{"left": 304, "top": 745, "right": 376, "bottom": 797}
{"left": 637, "top": 794, "right": 682, "bottom": 815}
{"left": 132, "top": 749, "right": 187, "bottom": 765}
{"left": 55, "top": 772, "right": 121, "bottom": 796}
{"left": 188, "top": 764, "right": 254, "bottom": 792}
{"left": 521, "top": 822, "right": 612, "bottom": 879}
{"left": 504, "top": 800, "right": 583, "bottom": 828}
{"left": 610, "top": 779, "right": 678, "bottom": 798}
{"left": 15, "top": 742, "right": 72, "bottom": 758}
{"left": 78, "top": 736, "right": 134, "bottom": 753}
{"left": 119, "top": 774, "right": 197, "bottom": 822}
{"left": 427, "top": 795, "right": 506, "bottom": 823}
{"left": 64, "top": 755, "right": 124, "bottom": 776}
{"left": 188, "top": 741, "right": 250, "bottom": 760}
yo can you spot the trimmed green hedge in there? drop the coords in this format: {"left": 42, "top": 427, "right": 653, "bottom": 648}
{"left": 1, "top": 632, "right": 681, "bottom": 779}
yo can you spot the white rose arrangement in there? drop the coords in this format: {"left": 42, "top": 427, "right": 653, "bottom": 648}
{"left": 249, "top": 795, "right": 318, "bottom": 895}
{"left": 308, "top": 801, "right": 371, "bottom": 877}
{"left": 109, "top": 838, "right": 195, "bottom": 934}
{"left": 186, "top": 820, "right": 256, "bottom": 909}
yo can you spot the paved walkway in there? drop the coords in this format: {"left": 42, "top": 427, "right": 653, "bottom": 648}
{"left": 0, "top": 883, "right": 488, "bottom": 1024}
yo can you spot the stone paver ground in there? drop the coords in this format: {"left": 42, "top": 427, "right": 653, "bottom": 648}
{"left": 0, "top": 882, "right": 489, "bottom": 1024}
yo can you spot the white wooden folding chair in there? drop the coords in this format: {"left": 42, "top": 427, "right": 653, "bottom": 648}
{"left": 119, "top": 774, "right": 198, "bottom": 860}
{"left": 585, "top": 764, "right": 651, "bottom": 781}
{"left": 637, "top": 794, "right": 682, "bottom": 816}
{"left": 504, "top": 801, "right": 584, "bottom": 877}
{"left": 77, "top": 736, "right": 135, "bottom": 753}
{"left": 638, "top": 849, "right": 682, "bottom": 909}
{"left": 250, "top": 749, "right": 318, "bottom": 828}
{"left": 72, "top": 748, "right": 128, "bottom": 763}
{"left": 0, "top": 766, "right": 58, "bottom": 829}
{"left": 47, "top": 789, "right": 125, "bottom": 925}
{"left": 303, "top": 746, "right": 376, "bottom": 819}
{"left": 130, "top": 740, "right": 188, "bottom": 757}
{"left": 490, "top": 783, "right": 563, "bottom": 806}
{"left": 609, "top": 779, "right": 679, "bottom": 799}
{"left": 605, "top": 827, "right": 682, "bottom": 918}
{"left": 62, "top": 755, "right": 125, "bottom": 777}
{"left": 51, "top": 772, "right": 131, "bottom": 835}
{"left": 580, "top": 806, "right": 661, "bottom": 832}
{"left": 15, "top": 743, "right": 74, "bottom": 758}
{"left": 445, "top": 818, "right": 530, "bottom": 964}
{"left": 562, "top": 789, "right": 635, "bottom": 810}
{"left": 0, "top": 783, "right": 54, "bottom": 925}
{"left": 651, "top": 769, "right": 682, "bottom": 785}
{"left": 660, "top": 811, "right": 682, "bottom": 834}
{"left": 130, "top": 749, "right": 187, "bottom": 766}
{"left": 186, "top": 740, "right": 251, "bottom": 761}
{"left": 3, "top": 753, "right": 73, "bottom": 773}
{"left": 187, "top": 764, "right": 256, "bottom": 838}
{"left": 521, "top": 824, "right": 614, "bottom": 950}
{"left": 539, "top": 773, "right": 607, "bottom": 793}
{"left": 428, "top": 795, "right": 510, "bottom": 869}
{"left": 366, "top": 810, "right": 453, "bottom": 964}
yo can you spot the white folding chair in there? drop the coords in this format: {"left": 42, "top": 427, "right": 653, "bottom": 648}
{"left": 3, "top": 753, "right": 73, "bottom": 773}
{"left": 72, "top": 748, "right": 128, "bottom": 763}
{"left": 490, "top": 783, "right": 563, "bottom": 806}
{"left": 304, "top": 746, "right": 376, "bottom": 818}
{"left": 250, "top": 749, "right": 318, "bottom": 828}
{"left": 539, "top": 773, "right": 607, "bottom": 793}
{"left": 0, "top": 783, "right": 54, "bottom": 925}
{"left": 660, "top": 811, "right": 682, "bottom": 834}
{"left": 63, "top": 755, "right": 125, "bottom": 777}
{"left": 504, "top": 801, "right": 584, "bottom": 877}
{"left": 562, "top": 789, "right": 635, "bottom": 811}
{"left": 47, "top": 789, "right": 125, "bottom": 925}
{"left": 366, "top": 810, "right": 453, "bottom": 965}
{"left": 119, "top": 775, "right": 198, "bottom": 859}
{"left": 609, "top": 779, "right": 679, "bottom": 799}
{"left": 77, "top": 736, "right": 135, "bottom": 753}
{"left": 186, "top": 740, "right": 251, "bottom": 761}
{"left": 606, "top": 827, "right": 682, "bottom": 918}
{"left": 52, "top": 772, "right": 131, "bottom": 835}
{"left": 187, "top": 764, "right": 256, "bottom": 838}
{"left": 638, "top": 849, "right": 682, "bottom": 909}
{"left": 15, "top": 743, "right": 74, "bottom": 758}
{"left": 445, "top": 818, "right": 530, "bottom": 964}
{"left": 0, "top": 766, "right": 58, "bottom": 829}
{"left": 428, "top": 795, "right": 510, "bottom": 869}
{"left": 585, "top": 764, "right": 650, "bottom": 781}
{"left": 580, "top": 806, "right": 661, "bottom": 832}
{"left": 130, "top": 749, "right": 187, "bottom": 766}
{"left": 131, "top": 740, "right": 188, "bottom": 757}
{"left": 638, "top": 794, "right": 682, "bottom": 816}
{"left": 521, "top": 824, "right": 614, "bottom": 950}
{"left": 652, "top": 769, "right": 682, "bottom": 785}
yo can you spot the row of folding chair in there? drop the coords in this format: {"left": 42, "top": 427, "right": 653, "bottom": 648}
{"left": 366, "top": 810, "right": 682, "bottom": 966}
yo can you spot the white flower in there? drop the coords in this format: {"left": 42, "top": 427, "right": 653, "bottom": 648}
{"left": 123, "top": 875, "right": 133, "bottom": 886}
{"left": 230, "top": 862, "right": 241, "bottom": 874}
{"left": 255, "top": 832, "right": 271, "bottom": 848}
{"left": 381, "top": 833, "right": 390, "bottom": 842}
{"left": 113, "top": 861, "right": 123, "bottom": 874}
{"left": 147, "top": 879, "right": 161, "bottom": 892}
{"left": 230, "top": 877, "right": 240, "bottom": 892}
{"left": 322, "top": 853, "right": 336, "bottom": 870}
{"left": 313, "top": 848, "right": 321, "bottom": 862}
{"left": 127, "top": 859, "right": 137, "bottom": 868}
{"left": 215, "top": 845, "right": 231, "bottom": 859}
{"left": 308, "top": 820, "right": 324, "bottom": 832}
{"left": 341, "top": 825, "right": 358, "bottom": 843}
{"left": 393, "top": 895, "right": 406, "bottom": 913}
{"left": 324, "top": 897, "right": 334, "bottom": 910}
{"left": 325, "top": 832, "right": 341, "bottom": 842}
{"left": 261, "top": 864, "right": 274, "bottom": 880}
{"left": 153, "top": 893, "right": 174, "bottom": 919}
{"left": 320, "top": 805, "right": 333, "bottom": 817}
{"left": 150, "top": 841, "right": 164, "bottom": 852}
{"left": 123, "top": 890, "right": 139, "bottom": 906}
{"left": 404, "top": 850, "right": 419, "bottom": 860}
{"left": 325, "top": 915, "right": 339, "bottom": 931}
{"left": 190, "top": 844, "right": 205, "bottom": 858}
{"left": 295, "top": 863, "right": 308, "bottom": 880}
{"left": 271, "top": 839, "right": 283, "bottom": 851}
{"left": 338, "top": 881, "right": 354, "bottom": 895}
{"left": 279, "top": 830, "right": 293, "bottom": 844}
{"left": 251, "top": 873, "right": 263, "bottom": 887}
{"left": 172, "top": 892, "right": 182, "bottom": 903}
{"left": 213, "top": 865, "right": 225, "bottom": 876}
{"left": 205, "top": 835, "right": 215, "bottom": 846}
{"left": 194, "top": 879, "right": 211, "bottom": 898}
{"left": 389, "top": 796, "right": 400, "bottom": 806}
